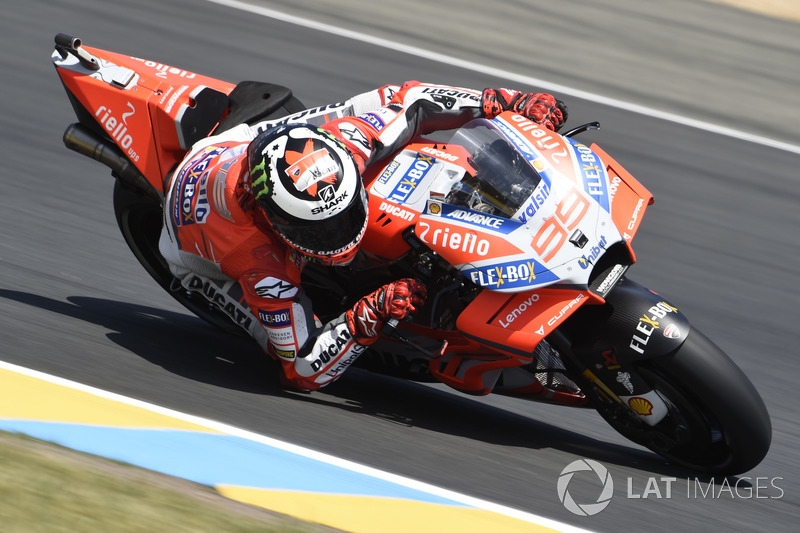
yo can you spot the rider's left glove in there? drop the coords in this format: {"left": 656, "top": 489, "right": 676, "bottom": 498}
{"left": 481, "top": 88, "right": 568, "bottom": 132}
{"left": 346, "top": 279, "right": 427, "bottom": 345}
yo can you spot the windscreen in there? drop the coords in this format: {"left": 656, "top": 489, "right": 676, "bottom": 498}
{"left": 443, "top": 120, "right": 542, "bottom": 218}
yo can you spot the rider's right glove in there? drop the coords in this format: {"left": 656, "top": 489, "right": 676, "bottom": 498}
{"left": 346, "top": 279, "right": 427, "bottom": 345}
{"left": 481, "top": 88, "right": 568, "bottom": 132}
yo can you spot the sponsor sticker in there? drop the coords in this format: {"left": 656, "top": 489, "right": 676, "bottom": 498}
{"left": 629, "top": 301, "right": 679, "bottom": 354}
{"left": 254, "top": 277, "right": 299, "bottom": 299}
{"left": 285, "top": 147, "right": 339, "bottom": 193}
{"left": 628, "top": 396, "right": 654, "bottom": 415}
{"left": 337, "top": 122, "right": 371, "bottom": 154}
{"left": 258, "top": 309, "right": 292, "bottom": 327}
{"left": 420, "top": 145, "right": 459, "bottom": 161}
{"left": 173, "top": 147, "right": 226, "bottom": 226}
{"left": 516, "top": 182, "right": 552, "bottom": 224}
{"left": 273, "top": 347, "right": 296, "bottom": 360}
{"left": 663, "top": 323, "right": 681, "bottom": 339}
{"left": 378, "top": 200, "right": 415, "bottom": 222}
{"left": 428, "top": 203, "right": 520, "bottom": 234}
{"left": 387, "top": 153, "right": 435, "bottom": 204}
{"left": 497, "top": 293, "right": 540, "bottom": 328}
{"left": 568, "top": 139, "right": 610, "bottom": 213}
{"left": 577, "top": 235, "right": 608, "bottom": 270}
{"left": 377, "top": 160, "right": 400, "bottom": 184}
{"left": 359, "top": 112, "right": 386, "bottom": 132}
{"left": 463, "top": 257, "right": 558, "bottom": 291}
{"left": 616, "top": 372, "right": 635, "bottom": 394}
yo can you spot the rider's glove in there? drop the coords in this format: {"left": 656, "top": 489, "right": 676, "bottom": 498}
{"left": 346, "top": 279, "right": 427, "bottom": 345}
{"left": 481, "top": 88, "right": 568, "bottom": 132}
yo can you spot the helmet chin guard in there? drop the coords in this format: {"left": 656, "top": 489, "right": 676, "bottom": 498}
{"left": 248, "top": 124, "right": 368, "bottom": 265}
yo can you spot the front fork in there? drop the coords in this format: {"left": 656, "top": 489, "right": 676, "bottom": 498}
{"left": 553, "top": 277, "right": 691, "bottom": 426}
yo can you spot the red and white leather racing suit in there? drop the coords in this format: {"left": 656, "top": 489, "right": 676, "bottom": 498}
{"left": 159, "top": 81, "right": 494, "bottom": 390}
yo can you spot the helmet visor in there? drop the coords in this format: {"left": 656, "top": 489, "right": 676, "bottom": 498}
{"left": 272, "top": 189, "right": 368, "bottom": 256}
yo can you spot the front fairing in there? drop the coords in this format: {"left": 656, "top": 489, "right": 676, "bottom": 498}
{"left": 409, "top": 119, "right": 625, "bottom": 292}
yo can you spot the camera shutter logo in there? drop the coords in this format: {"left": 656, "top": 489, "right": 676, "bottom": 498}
{"left": 557, "top": 459, "right": 614, "bottom": 516}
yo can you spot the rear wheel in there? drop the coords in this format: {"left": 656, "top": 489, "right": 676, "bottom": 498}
{"left": 112, "top": 181, "right": 247, "bottom": 337}
{"left": 592, "top": 329, "right": 771, "bottom": 474}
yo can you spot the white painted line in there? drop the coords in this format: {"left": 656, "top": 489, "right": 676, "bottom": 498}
{"left": 204, "top": 0, "right": 800, "bottom": 155}
{"left": 0, "top": 359, "right": 595, "bottom": 533}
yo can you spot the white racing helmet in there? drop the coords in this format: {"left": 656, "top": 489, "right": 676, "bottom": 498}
{"left": 248, "top": 124, "right": 368, "bottom": 265}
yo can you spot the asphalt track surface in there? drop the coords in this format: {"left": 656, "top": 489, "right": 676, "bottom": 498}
{"left": 2, "top": 1, "right": 799, "bottom": 531}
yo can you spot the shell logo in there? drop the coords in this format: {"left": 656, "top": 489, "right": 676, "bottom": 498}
{"left": 429, "top": 202, "right": 441, "bottom": 215}
{"left": 628, "top": 396, "right": 654, "bottom": 415}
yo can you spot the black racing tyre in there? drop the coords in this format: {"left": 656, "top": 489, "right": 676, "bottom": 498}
{"left": 599, "top": 329, "right": 771, "bottom": 475}
{"left": 112, "top": 181, "right": 247, "bottom": 337}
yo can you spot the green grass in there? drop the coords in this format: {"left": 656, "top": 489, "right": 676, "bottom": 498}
{"left": 0, "top": 431, "right": 338, "bottom": 533}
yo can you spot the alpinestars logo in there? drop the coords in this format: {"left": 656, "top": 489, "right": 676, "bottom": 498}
{"left": 358, "top": 307, "right": 379, "bottom": 337}
{"left": 557, "top": 459, "right": 614, "bottom": 516}
{"left": 255, "top": 277, "right": 299, "bottom": 299}
{"left": 337, "top": 122, "right": 371, "bottom": 153}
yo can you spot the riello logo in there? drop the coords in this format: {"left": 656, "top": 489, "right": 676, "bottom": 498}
{"left": 131, "top": 57, "right": 198, "bottom": 79}
{"left": 95, "top": 102, "right": 135, "bottom": 150}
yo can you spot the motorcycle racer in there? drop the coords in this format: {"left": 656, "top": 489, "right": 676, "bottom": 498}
{"left": 158, "top": 81, "right": 567, "bottom": 391}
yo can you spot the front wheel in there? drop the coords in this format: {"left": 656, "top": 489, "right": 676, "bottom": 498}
{"left": 595, "top": 329, "right": 771, "bottom": 475}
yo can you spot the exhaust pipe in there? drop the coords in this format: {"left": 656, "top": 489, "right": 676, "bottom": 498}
{"left": 63, "top": 123, "right": 162, "bottom": 202}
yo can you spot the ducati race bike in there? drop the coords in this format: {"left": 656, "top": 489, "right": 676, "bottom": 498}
{"left": 51, "top": 34, "right": 771, "bottom": 475}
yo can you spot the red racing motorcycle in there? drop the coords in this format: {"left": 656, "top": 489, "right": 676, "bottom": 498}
{"left": 52, "top": 34, "right": 771, "bottom": 475}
